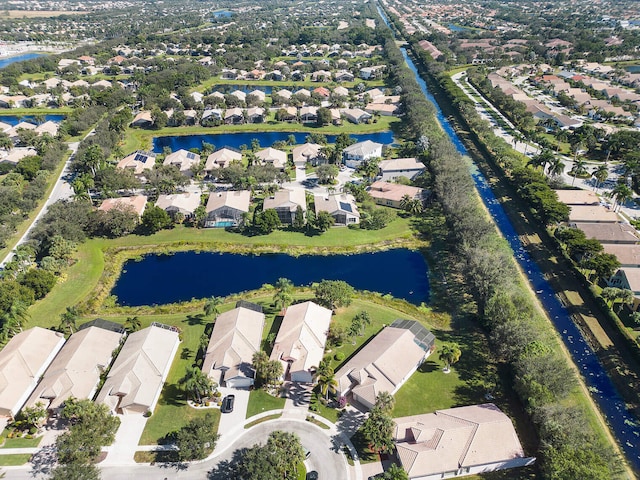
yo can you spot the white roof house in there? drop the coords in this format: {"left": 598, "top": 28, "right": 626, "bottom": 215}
{"left": 378, "top": 158, "right": 425, "bottom": 182}
{"left": 98, "top": 195, "right": 148, "bottom": 217}
{"left": 156, "top": 192, "right": 201, "bottom": 217}
{"left": 335, "top": 320, "right": 434, "bottom": 410}
{"left": 202, "top": 304, "right": 265, "bottom": 388}
{"left": 24, "top": 326, "right": 124, "bottom": 411}
{"left": 0, "top": 327, "right": 66, "bottom": 418}
{"left": 205, "top": 147, "right": 242, "bottom": 171}
{"left": 342, "top": 140, "right": 383, "bottom": 168}
{"left": 117, "top": 151, "right": 156, "bottom": 176}
{"left": 255, "top": 147, "right": 287, "bottom": 170}
{"left": 163, "top": 149, "right": 201, "bottom": 176}
{"left": 263, "top": 188, "right": 307, "bottom": 225}
{"left": 314, "top": 193, "right": 360, "bottom": 225}
{"left": 205, "top": 190, "right": 251, "bottom": 228}
{"left": 393, "top": 404, "right": 533, "bottom": 479}
{"left": 269, "top": 301, "right": 332, "bottom": 383}
{"left": 96, "top": 325, "right": 180, "bottom": 415}
{"left": 292, "top": 143, "right": 324, "bottom": 167}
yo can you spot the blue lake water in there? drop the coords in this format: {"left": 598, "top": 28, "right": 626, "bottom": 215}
{"left": 153, "top": 130, "right": 395, "bottom": 153}
{"left": 389, "top": 10, "right": 640, "bottom": 469}
{"left": 448, "top": 24, "right": 472, "bottom": 32}
{"left": 625, "top": 65, "right": 640, "bottom": 74}
{"left": 212, "top": 10, "right": 233, "bottom": 18}
{"left": 111, "top": 249, "right": 430, "bottom": 307}
{"left": 0, "top": 52, "right": 45, "bottom": 70}
{"left": 0, "top": 114, "right": 65, "bottom": 126}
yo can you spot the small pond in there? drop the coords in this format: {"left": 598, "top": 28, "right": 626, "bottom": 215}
{"left": 0, "top": 114, "right": 65, "bottom": 126}
{"left": 152, "top": 130, "right": 395, "bottom": 153}
{"left": 212, "top": 10, "right": 233, "bottom": 18}
{"left": 111, "top": 249, "right": 429, "bottom": 306}
{"left": 625, "top": 65, "right": 640, "bottom": 73}
{"left": 0, "top": 52, "right": 45, "bottom": 70}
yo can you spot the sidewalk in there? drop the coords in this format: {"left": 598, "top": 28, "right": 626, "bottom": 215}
{"left": 101, "top": 415, "right": 148, "bottom": 466}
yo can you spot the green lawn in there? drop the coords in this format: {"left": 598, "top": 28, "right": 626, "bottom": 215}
{"left": 0, "top": 107, "right": 72, "bottom": 116}
{"left": 246, "top": 390, "right": 286, "bottom": 419}
{"left": 0, "top": 430, "right": 42, "bottom": 449}
{"left": 0, "top": 454, "right": 32, "bottom": 466}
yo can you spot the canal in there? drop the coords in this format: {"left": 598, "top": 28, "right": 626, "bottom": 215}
{"left": 376, "top": 3, "right": 640, "bottom": 472}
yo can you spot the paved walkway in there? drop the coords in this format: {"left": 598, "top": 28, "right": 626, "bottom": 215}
{"left": 284, "top": 381, "right": 312, "bottom": 412}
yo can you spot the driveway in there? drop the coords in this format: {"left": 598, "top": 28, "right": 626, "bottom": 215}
{"left": 215, "top": 387, "right": 250, "bottom": 451}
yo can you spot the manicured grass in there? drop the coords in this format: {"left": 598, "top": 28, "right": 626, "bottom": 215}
{"left": 194, "top": 76, "right": 384, "bottom": 92}
{"left": 0, "top": 430, "right": 42, "bottom": 449}
{"left": 123, "top": 116, "right": 399, "bottom": 152}
{"left": 296, "top": 461, "right": 306, "bottom": 480}
{"left": 246, "top": 390, "right": 285, "bottom": 419}
{"left": 0, "top": 107, "right": 72, "bottom": 116}
{"left": 310, "top": 403, "right": 338, "bottom": 424}
{"left": 0, "top": 454, "right": 32, "bottom": 466}
{"left": 244, "top": 413, "right": 282, "bottom": 429}
{"left": 133, "top": 450, "right": 179, "bottom": 463}
{"left": 349, "top": 429, "right": 379, "bottom": 464}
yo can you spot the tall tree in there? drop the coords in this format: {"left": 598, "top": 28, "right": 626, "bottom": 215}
{"left": 273, "top": 278, "right": 294, "bottom": 311}
{"left": 203, "top": 296, "right": 222, "bottom": 317}
{"left": 361, "top": 405, "right": 394, "bottom": 454}
{"left": 124, "top": 316, "right": 141, "bottom": 333}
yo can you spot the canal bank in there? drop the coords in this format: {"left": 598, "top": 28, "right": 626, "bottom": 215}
{"left": 376, "top": 2, "right": 640, "bottom": 475}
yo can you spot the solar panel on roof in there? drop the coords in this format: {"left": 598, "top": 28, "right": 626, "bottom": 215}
{"left": 134, "top": 153, "right": 145, "bottom": 162}
{"left": 186, "top": 152, "right": 196, "bottom": 160}
{"left": 339, "top": 201, "right": 352, "bottom": 213}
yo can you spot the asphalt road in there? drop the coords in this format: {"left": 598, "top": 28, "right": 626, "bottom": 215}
{"left": 2, "top": 418, "right": 348, "bottom": 480}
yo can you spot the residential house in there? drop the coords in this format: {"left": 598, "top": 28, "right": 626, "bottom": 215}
{"left": 269, "top": 302, "right": 332, "bottom": 383}
{"left": 35, "top": 121, "right": 59, "bottom": 137}
{"left": 368, "top": 181, "right": 425, "bottom": 209}
{"left": 156, "top": 192, "right": 201, "bottom": 218}
{"left": 205, "top": 147, "right": 242, "bottom": 172}
{"left": 393, "top": 404, "right": 533, "bottom": 479}
{"left": 0, "top": 147, "right": 38, "bottom": 166}
{"left": 341, "top": 108, "right": 372, "bottom": 124}
{"left": 163, "top": 149, "right": 201, "bottom": 176}
{"left": 229, "top": 90, "right": 246, "bottom": 103}
{"left": 293, "top": 143, "right": 324, "bottom": 167}
{"left": 365, "top": 103, "right": 399, "bottom": 116}
{"left": 24, "top": 326, "right": 124, "bottom": 412}
{"left": 263, "top": 188, "right": 307, "bottom": 224}
{"left": 131, "top": 111, "right": 153, "bottom": 128}
{"left": 602, "top": 244, "right": 640, "bottom": 267}
{"left": 334, "top": 70, "right": 355, "bottom": 82}
{"left": 202, "top": 304, "right": 265, "bottom": 388}
{"left": 205, "top": 190, "right": 251, "bottom": 228}
{"left": 255, "top": 147, "right": 287, "bottom": 170}
{"left": 335, "top": 320, "right": 434, "bottom": 409}
{"left": 98, "top": 195, "right": 148, "bottom": 217}
{"left": 608, "top": 268, "right": 640, "bottom": 310}
{"left": 300, "top": 106, "right": 318, "bottom": 123}
{"left": 274, "top": 89, "right": 293, "bottom": 102}
{"left": 333, "top": 86, "right": 349, "bottom": 98}
{"left": 574, "top": 222, "right": 639, "bottom": 244}
{"left": 342, "top": 140, "right": 383, "bottom": 168}
{"left": 224, "top": 107, "right": 244, "bottom": 125}
{"left": 378, "top": 158, "right": 426, "bottom": 182}
{"left": 117, "top": 151, "right": 156, "bottom": 176}
{"left": 568, "top": 205, "right": 619, "bottom": 224}
{"left": 313, "top": 87, "right": 330, "bottom": 98}
{"left": 247, "top": 90, "right": 266, "bottom": 103}
{"left": 554, "top": 189, "right": 600, "bottom": 205}
{"left": 359, "top": 65, "right": 385, "bottom": 80}
{"left": 247, "top": 106, "right": 265, "bottom": 123}
{"left": 0, "top": 327, "right": 66, "bottom": 418}
{"left": 201, "top": 108, "right": 223, "bottom": 126}
{"left": 295, "top": 89, "right": 311, "bottom": 99}
{"left": 0, "top": 95, "right": 28, "bottom": 108}
{"left": 96, "top": 325, "right": 180, "bottom": 415}
{"left": 314, "top": 193, "right": 360, "bottom": 226}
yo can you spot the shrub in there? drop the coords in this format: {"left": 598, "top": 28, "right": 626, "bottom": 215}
{"left": 334, "top": 352, "right": 345, "bottom": 361}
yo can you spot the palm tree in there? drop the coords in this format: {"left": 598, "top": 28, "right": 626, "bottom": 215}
{"left": 601, "top": 287, "right": 621, "bottom": 307}
{"left": 616, "top": 289, "right": 635, "bottom": 313}
{"left": 59, "top": 306, "right": 78, "bottom": 335}
{"left": 592, "top": 165, "right": 609, "bottom": 193}
{"left": 438, "top": 343, "right": 462, "bottom": 373}
{"left": 611, "top": 182, "right": 633, "bottom": 211}
{"left": 547, "top": 157, "right": 565, "bottom": 178}
{"left": 124, "top": 316, "right": 141, "bottom": 333}
{"left": 374, "top": 391, "right": 395, "bottom": 413}
{"left": 399, "top": 194, "right": 412, "bottom": 211}
{"left": 179, "top": 366, "right": 215, "bottom": 403}
{"left": 203, "top": 296, "right": 222, "bottom": 317}
{"left": 273, "top": 278, "right": 294, "bottom": 311}
{"left": 317, "top": 372, "right": 338, "bottom": 400}
{"left": 0, "top": 300, "right": 30, "bottom": 339}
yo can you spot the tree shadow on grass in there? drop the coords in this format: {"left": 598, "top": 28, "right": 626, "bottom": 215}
{"left": 417, "top": 360, "right": 438, "bottom": 373}
{"left": 159, "top": 383, "right": 186, "bottom": 408}
{"left": 184, "top": 313, "right": 205, "bottom": 326}
{"left": 181, "top": 347, "right": 193, "bottom": 360}
{"left": 207, "top": 449, "right": 245, "bottom": 479}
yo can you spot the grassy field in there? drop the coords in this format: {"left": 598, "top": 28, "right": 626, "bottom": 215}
{"left": 0, "top": 107, "right": 72, "bottom": 116}
{"left": 122, "top": 115, "right": 399, "bottom": 152}
{"left": 0, "top": 454, "right": 32, "bottom": 466}
{"left": 193, "top": 76, "right": 385, "bottom": 93}
{"left": 246, "top": 391, "right": 285, "bottom": 419}
{"left": 0, "top": 430, "right": 42, "bottom": 449}
{"left": 0, "top": 10, "right": 84, "bottom": 17}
